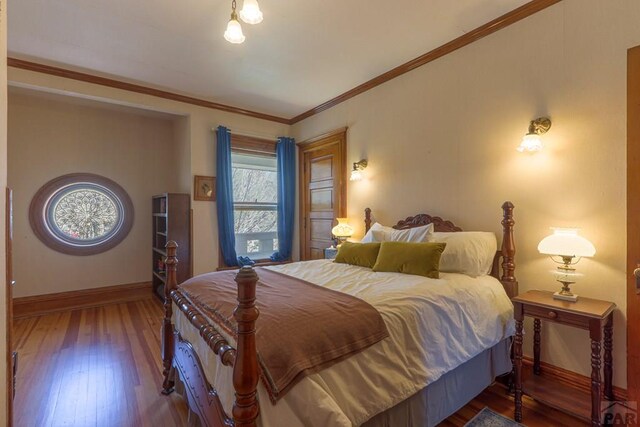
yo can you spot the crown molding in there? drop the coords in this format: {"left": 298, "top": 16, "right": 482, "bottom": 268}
{"left": 7, "top": 57, "right": 291, "bottom": 125}
{"left": 8, "top": 0, "right": 561, "bottom": 126}
{"left": 289, "top": 0, "right": 562, "bottom": 124}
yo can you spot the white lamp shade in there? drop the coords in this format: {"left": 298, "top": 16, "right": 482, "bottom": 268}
{"left": 331, "top": 218, "right": 353, "bottom": 238}
{"left": 239, "top": 0, "right": 263, "bottom": 24}
{"left": 516, "top": 133, "right": 543, "bottom": 153}
{"left": 224, "top": 18, "right": 245, "bottom": 44}
{"left": 538, "top": 228, "right": 596, "bottom": 257}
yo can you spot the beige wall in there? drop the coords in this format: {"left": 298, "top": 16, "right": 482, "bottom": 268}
{"left": 0, "top": 0, "right": 8, "bottom": 420}
{"left": 8, "top": 68, "right": 289, "bottom": 277}
{"left": 292, "top": 0, "right": 640, "bottom": 388}
{"left": 8, "top": 90, "right": 180, "bottom": 297}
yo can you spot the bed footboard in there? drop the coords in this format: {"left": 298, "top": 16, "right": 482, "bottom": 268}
{"left": 161, "top": 241, "right": 260, "bottom": 427}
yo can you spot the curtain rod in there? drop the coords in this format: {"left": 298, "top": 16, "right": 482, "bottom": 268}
{"left": 210, "top": 127, "right": 283, "bottom": 140}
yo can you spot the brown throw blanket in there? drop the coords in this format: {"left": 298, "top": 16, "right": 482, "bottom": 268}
{"left": 178, "top": 267, "right": 389, "bottom": 403}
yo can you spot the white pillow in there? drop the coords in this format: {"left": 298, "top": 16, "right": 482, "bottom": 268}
{"left": 361, "top": 222, "right": 434, "bottom": 243}
{"left": 430, "top": 231, "right": 497, "bottom": 277}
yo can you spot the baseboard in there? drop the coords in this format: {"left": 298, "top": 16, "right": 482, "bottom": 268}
{"left": 522, "top": 356, "right": 628, "bottom": 401}
{"left": 13, "top": 281, "right": 153, "bottom": 318}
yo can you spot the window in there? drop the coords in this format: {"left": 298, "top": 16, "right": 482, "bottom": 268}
{"left": 231, "top": 152, "right": 278, "bottom": 260}
{"left": 29, "top": 173, "right": 134, "bottom": 255}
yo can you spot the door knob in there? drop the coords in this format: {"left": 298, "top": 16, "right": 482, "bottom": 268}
{"left": 635, "top": 266, "right": 640, "bottom": 294}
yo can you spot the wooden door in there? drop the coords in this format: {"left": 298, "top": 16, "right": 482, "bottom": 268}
{"left": 628, "top": 45, "right": 640, "bottom": 407}
{"left": 299, "top": 129, "right": 347, "bottom": 260}
{"left": 6, "top": 188, "right": 13, "bottom": 427}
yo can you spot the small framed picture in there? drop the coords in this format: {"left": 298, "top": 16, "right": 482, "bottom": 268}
{"left": 194, "top": 175, "right": 216, "bottom": 202}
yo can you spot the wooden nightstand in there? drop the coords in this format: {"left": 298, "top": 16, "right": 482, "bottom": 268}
{"left": 324, "top": 247, "right": 338, "bottom": 259}
{"left": 512, "top": 290, "right": 616, "bottom": 427}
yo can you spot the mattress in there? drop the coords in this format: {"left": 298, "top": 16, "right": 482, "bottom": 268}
{"left": 172, "top": 259, "right": 515, "bottom": 426}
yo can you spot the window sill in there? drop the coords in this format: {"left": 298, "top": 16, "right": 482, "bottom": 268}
{"left": 216, "top": 259, "right": 292, "bottom": 271}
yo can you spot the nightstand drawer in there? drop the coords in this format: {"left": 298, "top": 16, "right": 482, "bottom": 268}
{"left": 523, "top": 304, "right": 590, "bottom": 329}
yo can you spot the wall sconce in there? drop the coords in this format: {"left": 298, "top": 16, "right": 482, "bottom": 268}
{"left": 350, "top": 159, "right": 368, "bottom": 181}
{"left": 516, "top": 117, "right": 552, "bottom": 153}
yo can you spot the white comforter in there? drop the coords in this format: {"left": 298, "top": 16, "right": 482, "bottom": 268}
{"left": 173, "top": 259, "right": 515, "bottom": 426}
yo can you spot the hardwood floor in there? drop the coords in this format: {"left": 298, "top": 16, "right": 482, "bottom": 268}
{"left": 13, "top": 298, "right": 188, "bottom": 427}
{"left": 13, "top": 297, "right": 587, "bottom": 426}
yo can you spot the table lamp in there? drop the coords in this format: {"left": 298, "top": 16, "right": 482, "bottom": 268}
{"left": 537, "top": 227, "right": 596, "bottom": 302}
{"left": 331, "top": 218, "right": 353, "bottom": 247}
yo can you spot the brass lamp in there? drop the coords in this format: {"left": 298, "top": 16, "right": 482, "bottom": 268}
{"left": 538, "top": 227, "right": 596, "bottom": 302}
{"left": 331, "top": 218, "right": 353, "bottom": 247}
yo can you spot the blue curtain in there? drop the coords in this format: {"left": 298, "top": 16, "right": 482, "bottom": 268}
{"left": 215, "top": 126, "right": 238, "bottom": 267}
{"left": 271, "top": 137, "right": 296, "bottom": 261}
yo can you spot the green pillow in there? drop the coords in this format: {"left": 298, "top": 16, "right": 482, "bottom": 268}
{"left": 334, "top": 241, "right": 381, "bottom": 268}
{"left": 372, "top": 242, "right": 446, "bottom": 278}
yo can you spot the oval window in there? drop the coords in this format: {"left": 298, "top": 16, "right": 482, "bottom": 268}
{"left": 30, "top": 173, "right": 134, "bottom": 255}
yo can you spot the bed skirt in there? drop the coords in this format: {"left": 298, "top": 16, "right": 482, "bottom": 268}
{"left": 172, "top": 332, "right": 511, "bottom": 427}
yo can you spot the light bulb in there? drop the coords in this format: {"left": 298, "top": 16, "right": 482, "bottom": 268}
{"left": 224, "top": 16, "right": 245, "bottom": 44}
{"left": 239, "top": 0, "right": 263, "bottom": 24}
{"left": 350, "top": 169, "right": 363, "bottom": 181}
{"left": 516, "top": 133, "right": 543, "bottom": 153}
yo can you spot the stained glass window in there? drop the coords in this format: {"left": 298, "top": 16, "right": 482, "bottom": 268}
{"left": 30, "top": 174, "right": 133, "bottom": 255}
{"left": 48, "top": 185, "right": 123, "bottom": 244}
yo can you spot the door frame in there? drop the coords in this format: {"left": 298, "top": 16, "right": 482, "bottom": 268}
{"left": 627, "top": 45, "right": 640, "bottom": 405}
{"left": 5, "top": 188, "right": 12, "bottom": 427}
{"left": 297, "top": 127, "right": 348, "bottom": 260}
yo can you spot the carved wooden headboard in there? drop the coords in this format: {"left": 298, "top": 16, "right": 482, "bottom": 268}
{"left": 364, "top": 202, "right": 517, "bottom": 298}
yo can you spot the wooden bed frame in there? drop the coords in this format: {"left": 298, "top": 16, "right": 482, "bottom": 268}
{"left": 161, "top": 201, "right": 517, "bottom": 427}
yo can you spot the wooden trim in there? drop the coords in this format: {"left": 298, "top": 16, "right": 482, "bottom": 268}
{"left": 7, "top": 57, "right": 290, "bottom": 125}
{"left": 29, "top": 173, "right": 134, "bottom": 256}
{"left": 289, "top": 0, "right": 562, "bottom": 124}
{"left": 12, "top": 281, "right": 152, "bottom": 318}
{"left": 627, "top": 44, "right": 640, "bottom": 405}
{"left": 522, "top": 357, "right": 628, "bottom": 401}
{"left": 296, "top": 127, "right": 348, "bottom": 146}
{"left": 298, "top": 129, "right": 347, "bottom": 260}
{"left": 9, "top": 2, "right": 559, "bottom": 126}
{"left": 231, "top": 134, "right": 277, "bottom": 156}
{"left": 6, "top": 188, "right": 13, "bottom": 427}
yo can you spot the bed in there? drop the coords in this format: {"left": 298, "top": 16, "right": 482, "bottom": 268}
{"left": 160, "top": 201, "right": 518, "bottom": 427}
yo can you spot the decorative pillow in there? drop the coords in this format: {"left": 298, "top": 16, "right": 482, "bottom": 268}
{"left": 334, "top": 242, "right": 381, "bottom": 269}
{"left": 361, "top": 222, "right": 434, "bottom": 243}
{"left": 372, "top": 242, "right": 446, "bottom": 279}
{"left": 429, "top": 232, "right": 497, "bottom": 277}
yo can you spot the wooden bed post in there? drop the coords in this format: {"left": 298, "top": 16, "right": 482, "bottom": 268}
{"left": 161, "top": 240, "right": 178, "bottom": 395}
{"left": 364, "top": 208, "right": 372, "bottom": 233}
{"left": 232, "top": 266, "right": 260, "bottom": 427}
{"left": 500, "top": 201, "right": 518, "bottom": 298}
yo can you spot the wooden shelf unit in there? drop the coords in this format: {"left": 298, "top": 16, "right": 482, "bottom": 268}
{"left": 152, "top": 193, "right": 191, "bottom": 301}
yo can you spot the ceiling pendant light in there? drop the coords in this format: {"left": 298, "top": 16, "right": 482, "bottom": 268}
{"left": 224, "top": 0, "right": 246, "bottom": 44}
{"left": 239, "top": 0, "right": 263, "bottom": 25}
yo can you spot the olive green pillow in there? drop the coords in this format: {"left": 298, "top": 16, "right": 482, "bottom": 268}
{"left": 372, "top": 242, "right": 446, "bottom": 279}
{"left": 334, "top": 241, "right": 381, "bottom": 268}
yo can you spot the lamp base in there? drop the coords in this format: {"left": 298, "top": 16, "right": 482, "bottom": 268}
{"left": 553, "top": 291, "right": 578, "bottom": 302}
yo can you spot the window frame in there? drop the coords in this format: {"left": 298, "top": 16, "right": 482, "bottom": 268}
{"left": 216, "top": 134, "right": 286, "bottom": 268}
{"left": 29, "top": 173, "right": 134, "bottom": 256}
{"left": 231, "top": 151, "right": 278, "bottom": 261}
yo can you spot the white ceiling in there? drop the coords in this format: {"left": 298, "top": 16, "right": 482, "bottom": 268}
{"left": 8, "top": 0, "right": 530, "bottom": 119}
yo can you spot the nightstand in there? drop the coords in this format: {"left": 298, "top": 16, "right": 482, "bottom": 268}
{"left": 324, "top": 247, "right": 338, "bottom": 260}
{"left": 512, "top": 290, "right": 616, "bottom": 427}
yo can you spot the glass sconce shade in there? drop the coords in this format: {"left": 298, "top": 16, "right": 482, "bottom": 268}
{"left": 224, "top": 15, "right": 246, "bottom": 44}
{"left": 240, "top": 0, "right": 263, "bottom": 24}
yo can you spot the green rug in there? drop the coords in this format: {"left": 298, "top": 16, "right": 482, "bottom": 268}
{"left": 464, "top": 407, "right": 523, "bottom": 427}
